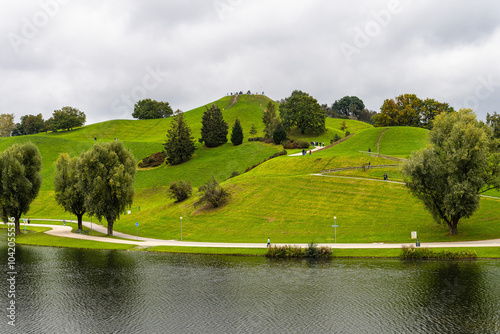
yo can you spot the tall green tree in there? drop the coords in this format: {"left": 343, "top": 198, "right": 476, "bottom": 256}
{"left": 200, "top": 104, "right": 228, "bottom": 148}
{"left": 486, "top": 111, "right": 500, "bottom": 140}
{"left": 402, "top": 109, "right": 500, "bottom": 235}
{"left": 132, "top": 99, "right": 173, "bottom": 120}
{"left": 163, "top": 113, "right": 196, "bottom": 165}
{"left": 279, "top": 90, "right": 325, "bottom": 134}
{"left": 262, "top": 101, "right": 280, "bottom": 138}
{"left": 331, "top": 96, "right": 365, "bottom": 118}
{"left": 376, "top": 94, "right": 453, "bottom": 128}
{"left": 231, "top": 118, "right": 243, "bottom": 146}
{"left": 419, "top": 99, "right": 454, "bottom": 129}
{"left": 78, "top": 141, "right": 136, "bottom": 236}
{"left": 0, "top": 113, "right": 15, "bottom": 137}
{"left": 12, "top": 113, "right": 46, "bottom": 136}
{"left": 48, "top": 106, "right": 86, "bottom": 131}
{"left": 54, "top": 153, "right": 86, "bottom": 231}
{"left": 0, "top": 142, "right": 42, "bottom": 235}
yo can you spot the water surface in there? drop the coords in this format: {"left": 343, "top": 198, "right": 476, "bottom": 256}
{"left": 1, "top": 245, "right": 499, "bottom": 333}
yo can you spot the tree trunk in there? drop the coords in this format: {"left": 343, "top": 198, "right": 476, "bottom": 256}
{"left": 448, "top": 217, "right": 459, "bottom": 235}
{"left": 77, "top": 213, "right": 84, "bottom": 231}
{"left": 107, "top": 219, "right": 114, "bottom": 236}
{"left": 15, "top": 218, "right": 21, "bottom": 236}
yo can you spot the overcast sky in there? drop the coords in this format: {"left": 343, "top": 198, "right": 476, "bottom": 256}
{"left": 1, "top": 0, "right": 499, "bottom": 124}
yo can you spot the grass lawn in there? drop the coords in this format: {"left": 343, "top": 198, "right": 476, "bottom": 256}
{"left": 2, "top": 227, "right": 136, "bottom": 250}
{"left": 1, "top": 94, "right": 499, "bottom": 255}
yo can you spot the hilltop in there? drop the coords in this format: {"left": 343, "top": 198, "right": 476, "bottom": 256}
{"left": 2, "top": 95, "right": 500, "bottom": 245}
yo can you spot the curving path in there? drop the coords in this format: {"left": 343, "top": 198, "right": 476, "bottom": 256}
{"left": 3, "top": 219, "right": 500, "bottom": 249}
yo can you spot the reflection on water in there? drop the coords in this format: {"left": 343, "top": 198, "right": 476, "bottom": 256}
{"left": 1, "top": 246, "right": 499, "bottom": 334}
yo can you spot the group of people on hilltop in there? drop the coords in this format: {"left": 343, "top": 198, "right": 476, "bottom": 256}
{"left": 227, "top": 91, "right": 265, "bottom": 96}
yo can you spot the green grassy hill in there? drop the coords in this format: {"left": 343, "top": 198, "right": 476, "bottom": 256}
{"left": 2, "top": 95, "right": 499, "bottom": 245}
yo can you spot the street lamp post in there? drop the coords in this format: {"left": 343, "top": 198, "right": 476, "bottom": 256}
{"left": 180, "top": 216, "right": 183, "bottom": 241}
{"left": 332, "top": 216, "right": 339, "bottom": 243}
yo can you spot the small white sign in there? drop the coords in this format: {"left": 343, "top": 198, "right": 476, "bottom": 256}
{"left": 127, "top": 210, "right": 131, "bottom": 215}
{"left": 411, "top": 231, "right": 417, "bottom": 239}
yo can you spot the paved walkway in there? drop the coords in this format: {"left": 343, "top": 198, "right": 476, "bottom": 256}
{"left": 3, "top": 219, "right": 500, "bottom": 249}
{"left": 288, "top": 145, "right": 324, "bottom": 156}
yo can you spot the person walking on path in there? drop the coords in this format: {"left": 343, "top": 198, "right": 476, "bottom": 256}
{"left": 309, "top": 150, "right": 312, "bottom": 155}
{"left": 267, "top": 237, "right": 271, "bottom": 248}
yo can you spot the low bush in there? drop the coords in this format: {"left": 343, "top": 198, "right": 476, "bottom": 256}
{"left": 401, "top": 246, "right": 477, "bottom": 260}
{"left": 266, "top": 245, "right": 304, "bottom": 258}
{"left": 138, "top": 151, "right": 167, "bottom": 168}
{"left": 345, "top": 131, "right": 351, "bottom": 137}
{"left": 266, "top": 243, "right": 332, "bottom": 258}
{"left": 282, "top": 138, "right": 310, "bottom": 149}
{"left": 331, "top": 134, "right": 342, "bottom": 144}
{"left": 194, "top": 176, "right": 231, "bottom": 208}
{"left": 167, "top": 180, "right": 192, "bottom": 202}
{"left": 248, "top": 137, "right": 265, "bottom": 142}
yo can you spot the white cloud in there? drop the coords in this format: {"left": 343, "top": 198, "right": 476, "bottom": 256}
{"left": 1, "top": 0, "right": 499, "bottom": 124}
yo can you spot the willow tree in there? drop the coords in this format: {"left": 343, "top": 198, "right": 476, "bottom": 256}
{"left": 54, "top": 153, "right": 86, "bottom": 231}
{"left": 402, "top": 109, "right": 500, "bottom": 235}
{"left": 0, "top": 142, "right": 42, "bottom": 235}
{"left": 78, "top": 141, "right": 136, "bottom": 235}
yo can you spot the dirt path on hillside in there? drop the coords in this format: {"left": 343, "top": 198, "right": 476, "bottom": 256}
{"left": 376, "top": 128, "right": 389, "bottom": 154}
{"left": 226, "top": 95, "right": 239, "bottom": 109}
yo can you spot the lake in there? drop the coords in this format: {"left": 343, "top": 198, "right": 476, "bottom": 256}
{"left": 1, "top": 245, "right": 500, "bottom": 333}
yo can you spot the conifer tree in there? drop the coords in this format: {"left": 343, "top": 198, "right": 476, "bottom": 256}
{"left": 164, "top": 113, "right": 196, "bottom": 165}
{"left": 231, "top": 118, "right": 243, "bottom": 146}
{"left": 249, "top": 124, "right": 257, "bottom": 138}
{"left": 200, "top": 104, "right": 228, "bottom": 148}
{"left": 273, "top": 122, "right": 287, "bottom": 144}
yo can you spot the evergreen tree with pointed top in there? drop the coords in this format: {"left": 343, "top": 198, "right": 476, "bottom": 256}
{"left": 164, "top": 113, "right": 196, "bottom": 165}
{"left": 231, "top": 118, "right": 243, "bottom": 146}
{"left": 200, "top": 104, "right": 228, "bottom": 148}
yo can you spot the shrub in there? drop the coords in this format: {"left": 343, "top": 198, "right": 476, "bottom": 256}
{"left": 248, "top": 137, "right": 265, "bottom": 142}
{"left": 195, "top": 176, "right": 231, "bottom": 208}
{"left": 230, "top": 170, "right": 240, "bottom": 178}
{"left": 401, "top": 246, "right": 477, "bottom": 260}
{"left": 304, "top": 242, "right": 319, "bottom": 258}
{"left": 138, "top": 151, "right": 167, "bottom": 168}
{"left": 266, "top": 243, "right": 332, "bottom": 258}
{"left": 266, "top": 245, "right": 303, "bottom": 258}
{"left": 263, "top": 138, "right": 274, "bottom": 144}
{"left": 167, "top": 180, "right": 192, "bottom": 202}
{"left": 345, "top": 131, "right": 351, "bottom": 137}
{"left": 282, "top": 138, "right": 310, "bottom": 149}
{"left": 332, "top": 134, "right": 342, "bottom": 143}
